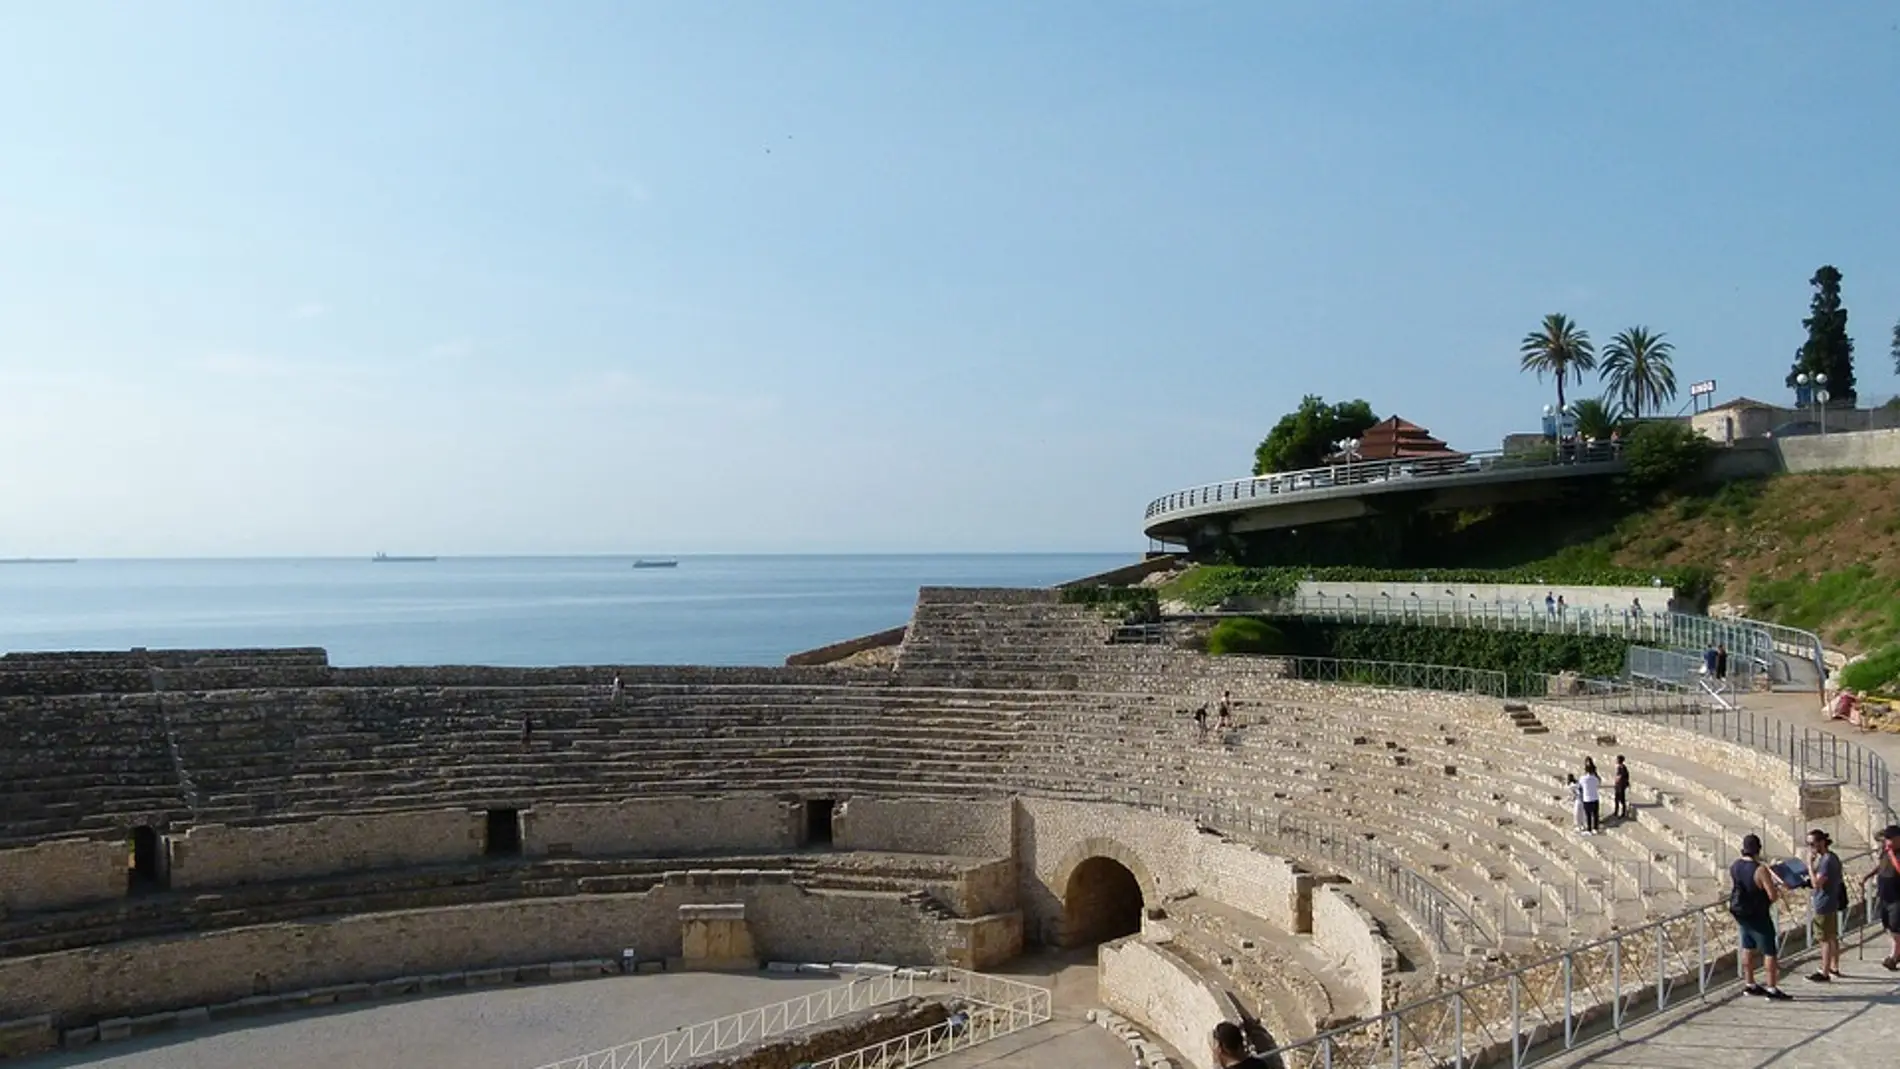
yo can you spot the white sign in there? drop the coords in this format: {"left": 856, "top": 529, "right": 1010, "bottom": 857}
{"left": 1689, "top": 379, "right": 1716, "bottom": 397}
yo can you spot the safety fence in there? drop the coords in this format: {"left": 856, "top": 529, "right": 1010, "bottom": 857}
{"left": 803, "top": 971, "right": 1053, "bottom": 1069}
{"left": 529, "top": 972, "right": 918, "bottom": 1069}
{"left": 1256, "top": 848, "right": 1883, "bottom": 1069}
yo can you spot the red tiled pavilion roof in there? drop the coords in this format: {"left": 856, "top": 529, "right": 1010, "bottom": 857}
{"left": 1335, "top": 417, "right": 1466, "bottom": 462}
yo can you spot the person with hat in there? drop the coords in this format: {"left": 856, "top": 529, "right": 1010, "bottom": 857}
{"left": 1859, "top": 823, "right": 1900, "bottom": 970}
{"left": 1731, "top": 833, "right": 1792, "bottom": 999}
{"left": 1805, "top": 829, "right": 1846, "bottom": 982}
{"left": 1210, "top": 1021, "right": 1268, "bottom": 1069}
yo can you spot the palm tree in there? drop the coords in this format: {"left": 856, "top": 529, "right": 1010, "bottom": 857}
{"left": 1519, "top": 314, "right": 1597, "bottom": 412}
{"left": 1570, "top": 397, "right": 1622, "bottom": 441}
{"left": 1600, "top": 327, "right": 1678, "bottom": 419}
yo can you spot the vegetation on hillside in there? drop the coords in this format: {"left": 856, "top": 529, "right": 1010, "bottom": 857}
{"left": 1162, "top": 562, "right": 1711, "bottom": 611}
{"left": 1199, "top": 618, "right": 1627, "bottom": 695}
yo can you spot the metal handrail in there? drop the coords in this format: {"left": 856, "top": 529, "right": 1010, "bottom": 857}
{"left": 1256, "top": 848, "right": 1883, "bottom": 1069}
{"left": 1144, "top": 444, "right": 1624, "bottom": 522}
{"left": 803, "top": 975, "right": 1052, "bottom": 1069}
{"left": 529, "top": 972, "right": 917, "bottom": 1069}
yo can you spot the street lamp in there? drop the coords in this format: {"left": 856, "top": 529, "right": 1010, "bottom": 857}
{"left": 1796, "top": 372, "right": 1831, "bottom": 435}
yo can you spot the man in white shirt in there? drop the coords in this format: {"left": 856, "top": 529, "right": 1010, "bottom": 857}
{"left": 1579, "top": 762, "right": 1602, "bottom": 834}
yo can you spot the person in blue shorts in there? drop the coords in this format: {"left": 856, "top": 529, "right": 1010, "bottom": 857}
{"left": 1731, "top": 833, "right": 1791, "bottom": 1000}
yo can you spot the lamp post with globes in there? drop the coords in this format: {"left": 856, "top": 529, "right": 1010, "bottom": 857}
{"left": 1796, "top": 372, "right": 1830, "bottom": 435}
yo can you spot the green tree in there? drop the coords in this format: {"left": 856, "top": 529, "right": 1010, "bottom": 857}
{"left": 1570, "top": 397, "right": 1622, "bottom": 441}
{"left": 1252, "top": 396, "right": 1378, "bottom": 475}
{"left": 1599, "top": 327, "right": 1678, "bottom": 419}
{"left": 1890, "top": 316, "right": 1899, "bottom": 376}
{"left": 1519, "top": 314, "right": 1596, "bottom": 412}
{"left": 1785, "top": 265, "right": 1856, "bottom": 403}
{"left": 1620, "top": 420, "right": 1711, "bottom": 500}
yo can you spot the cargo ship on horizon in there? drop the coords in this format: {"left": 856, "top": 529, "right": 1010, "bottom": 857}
{"left": 372, "top": 552, "right": 438, "bottom": 563}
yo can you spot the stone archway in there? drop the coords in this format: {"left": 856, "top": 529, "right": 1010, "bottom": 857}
{"left": 1061, "top": 855, "right": 1147, "bottom": 947}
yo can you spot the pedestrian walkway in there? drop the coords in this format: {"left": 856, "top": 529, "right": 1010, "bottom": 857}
{"left": 1547, "top": 929, "right": 1900, "bottom": 1069}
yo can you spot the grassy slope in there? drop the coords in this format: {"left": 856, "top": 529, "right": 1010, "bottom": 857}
{"left": 1530, "top": 471, "right": 1900, "bottom": 652}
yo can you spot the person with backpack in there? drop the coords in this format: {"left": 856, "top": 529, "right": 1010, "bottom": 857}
{"left": 1858, "top": 823, "right": 1900, "bottom": 971}
{"left": 1731, "top": 833, "right": 1792, "bottom": 1000}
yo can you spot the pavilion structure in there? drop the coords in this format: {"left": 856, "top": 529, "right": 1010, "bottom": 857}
{"left": 1329, "top": 416, "right": 1466, "bottom": 464}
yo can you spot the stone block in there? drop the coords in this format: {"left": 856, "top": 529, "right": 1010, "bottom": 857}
{"left": 372, "top": 977, "right": 423, "bottom": 999}
{"left": 128, "top": 1011, "right": 180, "bottom": 1036}
{"left": 96, "top": 1018, "right": 133, "bottom": 1043}
{"left": 468, "top": 968, "right": 515, "bottom": 987}
{"left": 62, "top": 1026, "right": 99, "bottom": 1049}
{"left": 766, "top": 961, "right": 801, "bottom": 974}
{"left": 517, "top": 963, "right": 551, "bottom": 983}
{"left": 636, "top": 960, "right": 665, "bottom": 974}
{"left": 547, "top": 963, "right": 577, "bottom": 982}
{"left": 419, "top": 972, "right": 466, "bottom": 993}
{"left": 176, "top": 1007, "right": 211, "bottom": 1028}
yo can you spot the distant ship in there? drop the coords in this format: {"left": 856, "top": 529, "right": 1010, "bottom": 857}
{"left": 372, "top": 552, "right": 437, "bottom": 563}
{"left": 632, "top": 559, "right": 679, "bottom": 569}
{"left": 0, "top": 557, "right": 77, "bottom": 564}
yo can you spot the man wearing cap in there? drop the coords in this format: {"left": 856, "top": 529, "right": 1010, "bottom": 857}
{"left": 1731, "top": 833, "right": 1792, "bottom": 1000}
{"left": 1805, "top": 829, "right": 1845, "bottom": 982}
{"left": 1859, "top": 823, "right": 1900, "bottom": 970}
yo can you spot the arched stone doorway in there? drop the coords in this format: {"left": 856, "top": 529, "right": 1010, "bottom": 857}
{"left": 1062, "top": 855, "right": 1145, "bottom": 947}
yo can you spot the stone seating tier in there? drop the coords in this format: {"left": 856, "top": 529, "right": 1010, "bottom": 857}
{"left": 0, "top": 696, "right": 188, "bottom": 845}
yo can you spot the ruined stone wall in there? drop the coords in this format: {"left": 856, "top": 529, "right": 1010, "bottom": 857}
{"left": 0, "top": 840, "right": 125, "bottom": 913}
{"left": 170, "top": 812, "right": 486, "bottom": 888}
{"left": 955, "top": 858, "right": 1019, "bottom": 918}
{"left": 833, "top": 798, "right": 1014, "bottom": 858}
{"left": 0, "top": 878, "right": 963, "bottom": 1026}
{"left": 1195, "top": 837, "right": 1308, "bottom": 934}
{"left": 1098, "top": 937, "right": 1227, "bottom": 1068}
{"left": 526, "top": 798, "right": 800, "bottom": 858}
{"left": 1313, "top": 885, "right": 1397, "bottom": 1013}
{"left": 1015, "top": 798, "right": 1202, "bottom": 946}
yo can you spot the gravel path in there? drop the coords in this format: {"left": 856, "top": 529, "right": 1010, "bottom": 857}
{"left": 20, "top": 973, "right": 848, "bottom": 1069}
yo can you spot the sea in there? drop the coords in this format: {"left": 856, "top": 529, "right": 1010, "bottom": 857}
{"left": 0, "top": 554, "right": 1133, "bottom": 667}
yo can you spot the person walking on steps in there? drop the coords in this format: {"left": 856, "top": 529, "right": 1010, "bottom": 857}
{"left": 1860, "top": 823, "right": 1900, "bottom": 971}
{"left": 1579, "top": 760, "right": 1602, "bottom": 834}
{"left": 1732, "top": 834, "right": 1792, "bottom": 1000}
{"left": 1210, "top": 1021, "right": 1268, "bottom": 1069}
{"left": 1806, "top": 829, "right": 1846, "bottom": 982}
{"left": 1612, "top": 755, "right": 1631, "bottom": 820}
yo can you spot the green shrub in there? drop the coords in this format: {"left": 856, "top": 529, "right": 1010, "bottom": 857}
{"left": 1206, "top": 617, "right": 1284, "bottom": 655}
{"left": 1620, "top": 421, "right": 1713, "bottom": 500}
{"left": 1840, "top": 646, "right": 1900, "bottom": 695}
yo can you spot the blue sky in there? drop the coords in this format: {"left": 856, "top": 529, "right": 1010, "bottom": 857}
{"left": 2, "top": 2, "right": 1896, "bottom": 556}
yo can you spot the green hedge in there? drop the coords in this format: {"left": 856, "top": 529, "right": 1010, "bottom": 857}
{"left": 1162, "top": 563, "right": 1711, "bottom": 611}
{"left": 1268, "top": 620, "right": 1628, "bottom": 694}
{"left": 1207, "top": 617, "right": 1283, "bottom": 655}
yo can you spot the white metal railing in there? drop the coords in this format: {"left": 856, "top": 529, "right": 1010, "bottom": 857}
{"left": 1144, "top": 444, "right": 1624, "bottom": 523}
{"left": 806, "top": 972, "right": 1053, "bottom": 1069}
{"left": 1257, "top": 849, "right": 1882, "bottom": 1069}
{"left": 529, "top": 972, "right": 917, "bottom": 1069}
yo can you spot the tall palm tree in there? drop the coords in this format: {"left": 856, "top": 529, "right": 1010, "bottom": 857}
{"left": 1519, "top": 314, "right": 1597, "bottom": 412}
{"left": 1570, "top": 397, "right": 1622, "bottom": 441}
{"left": 1600, "top": 327, "right": 1678, "bottom": 419}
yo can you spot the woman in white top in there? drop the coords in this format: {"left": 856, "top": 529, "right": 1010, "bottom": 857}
{"left": 1567, "top": 774, "right": 1586, "bottom": 830}
{"left": 1579, "top": 761, "right": 1602, "bottom": 834}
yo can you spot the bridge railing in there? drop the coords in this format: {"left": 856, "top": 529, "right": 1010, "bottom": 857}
{"left": 1144, "top": 443, "right": 1624, "bottom": 522}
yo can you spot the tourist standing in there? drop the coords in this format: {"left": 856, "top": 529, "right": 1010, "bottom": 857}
{"left": 1732, "top": 834, "right": 1793, "bottom": 1000}
{"left": 1715, "top": 644, "right": 1730, "bottom": 683}
{"left": 1578, "top": 762, "right": 1602, "bottom": 834}
{"left": 1806, "top": 830, "right": 1845, "bottom": 982}
{"left": 1546, "top": 592, "right": 1556, "bottom": 619}
{"left": 1612, "top": 755, "right": 1631, "bottom": 820}
{"left": 1216, "top": 690, "right": 1233, "bottom": 731}
{"left": 1567, "top": 774, "right": 1586, "bottom": 831}
{"left": 611, "top": 674, "right": 623, "bottom": 702}
{"left": 1859, "top": 824, "right": 1900, "bottom": 971}
{"left": 1210, "top": 1022, "right": 1268, "bottom": 1069}
{"left": 1193, "top": 705, "right": 1209, "bottom": 741}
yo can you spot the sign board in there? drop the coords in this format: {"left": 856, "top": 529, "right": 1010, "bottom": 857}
{"left": 1689, "top": 379, "right": 1716, "bottom": 397}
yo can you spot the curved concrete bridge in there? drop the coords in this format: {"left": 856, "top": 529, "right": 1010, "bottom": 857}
{"left": 1143, "top": 447, "right": 1626, "bottom": 548}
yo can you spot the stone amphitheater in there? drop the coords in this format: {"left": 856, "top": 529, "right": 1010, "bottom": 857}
{"left": 0, "top": 585, "right": 1887, "bottom": 1066}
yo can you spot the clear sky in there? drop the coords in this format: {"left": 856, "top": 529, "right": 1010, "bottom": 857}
{"left": 2, "top": 2, "right": 1896, "bottom": 556}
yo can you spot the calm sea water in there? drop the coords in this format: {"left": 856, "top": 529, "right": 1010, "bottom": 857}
{"left": 0, "top": 555, "right": 1131, "bottom": 667}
